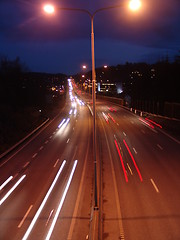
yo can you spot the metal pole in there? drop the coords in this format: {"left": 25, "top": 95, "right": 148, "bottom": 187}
{"left": 91, "top": 16, "right": 98, "bottom": 209}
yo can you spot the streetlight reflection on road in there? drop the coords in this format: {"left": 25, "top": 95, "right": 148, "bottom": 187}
{"left": 43, "top": 0, "right": 141, "bottom": 209}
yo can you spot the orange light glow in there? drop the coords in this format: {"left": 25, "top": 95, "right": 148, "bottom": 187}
{"left": 129, "top": 0, "right": 141, "bottom": 11}
{"left": 43, "top": 4, "right": 55, "bottom": 14}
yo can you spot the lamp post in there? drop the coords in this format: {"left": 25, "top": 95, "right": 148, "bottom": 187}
{"left": 43, "top": 0, "right": 141, "bottom": 209}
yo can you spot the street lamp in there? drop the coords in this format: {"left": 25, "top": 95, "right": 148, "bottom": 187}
{"left": 82, "top": 65, "right": 87, "bottom": 69}
{"left": 43, "top": 0, "right": 141, "bottom": 209}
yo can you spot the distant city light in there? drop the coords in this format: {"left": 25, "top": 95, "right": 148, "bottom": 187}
{"left": 82, "top": 65, "right": 87, "bottom": 69}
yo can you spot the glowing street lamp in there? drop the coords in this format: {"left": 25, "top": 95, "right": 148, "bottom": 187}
{"left": 82, "top": 65, "right": 87, "bottom": 69}
{"left": 129, "top": 0, "right": 141, "bottom": 11}
{"left": 43, "top": 4, "right": 55, "bottom": 14}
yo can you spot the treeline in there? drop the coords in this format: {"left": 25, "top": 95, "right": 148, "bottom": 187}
{"left": 0, "top": 56, "right": 66, "bottom": 108}
{"left": 0, "top": 56, "right": 67, "bottom": 153}
{"left": 76, "top": 53, "right": 180, "bottom": 117}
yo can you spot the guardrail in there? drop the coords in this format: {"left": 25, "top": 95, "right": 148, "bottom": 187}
{"left": 0, "top": 118, "right": 50, "bottom": 160}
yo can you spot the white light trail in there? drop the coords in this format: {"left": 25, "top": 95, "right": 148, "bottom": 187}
{"left": 22, "top": 160, "right": 66, "bottom": 240}
{"left": 0, "top": 176, "right": 13, "bottom": 191}
{"left": 45, "top": 160, "right": 78, "bottom": 240}
{"left": 74, "top": 108, "right": 77, "bottom": 115}
{"left": 0, "top": 175, "right": 26, "bottom": 206}
{"left": 58, "top": 119, "right": 66, "bottom": 129}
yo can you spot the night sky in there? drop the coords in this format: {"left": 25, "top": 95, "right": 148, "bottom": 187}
{"left": 0, "top": 0, "right": 180, "bottom": 74}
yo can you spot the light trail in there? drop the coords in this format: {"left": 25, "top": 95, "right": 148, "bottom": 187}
{"left": 123, "top": 140, "right": 143, "bottom": 182}
{"left": 0, "top": 175, "right": 26, "bottom": 206}
{"left": 0, "top": 176, "right": 13, "bottom": 191}
{"left": 114, "top": 140, "right": 128, "bottom": 182}
{"left": 58, "top": 119, "right": 66, "bottom": 129}
{"left": 22, "top": 160, "right": 66, "bottom": 240}
{"left": 45, "top": 160, "right": 78, "bottom": 240}
{"left": 108, "top": 113, "right": 116, "bottom": 123}
{"left": 145, "top": 118, "right": 162, "bottom": 129}
{"left": 102, "top": 112, "right": 109, "bottom": 124}
{"left": 139, "top": 117, "right": 154, "bottom": 129}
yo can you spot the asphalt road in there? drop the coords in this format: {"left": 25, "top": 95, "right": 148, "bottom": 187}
{"left": 95, "top": 99, "right": 180, "bottom": 240}
{"left": 0, "top": 82, "right": 180, "bottom": 240}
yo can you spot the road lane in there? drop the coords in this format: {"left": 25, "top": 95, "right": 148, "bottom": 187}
{"left": 0, "top": 83, "right": 94, "bottom": 240}
{"left": 1, "top": 88, "right": 180, "bottom": 240}
{"left": 97, "top": 100, "right": 180, "bottom": 239}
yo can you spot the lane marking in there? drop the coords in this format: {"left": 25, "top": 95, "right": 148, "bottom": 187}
{"left": 45, "top": 140, "right": 49, "bottom": 144}
{"left": 127, "top": 163, "right": 133, "bottom": 175}
{"left": 22, "top": 160, "right": 66, "bottom": 240}
{"left": 0, "top": 118, "right": 51, "bottom": 168}
{"left": 45, "top": 209, "right": 54, "bottom": 226}
{"left": 67, "top": 137, "right": 90, "bottom": 240}
{"left": 102, "top": 124, "right": 125, "bottom": 239}
{"left": 133, "top": 147, "right": 137, "bottom": 154}
{"left": 114, "top": 140, "right": 128, "bottom": 182}
{"left": 39, "top": 146, "right": 44, "bottom": 151}
{"left": 49, "top": 136, "right": 52, "bottom": 139}
{"left": 66, "top": 138, "right": 70, "bottom": 143}
{"left": 18, "top": 205, "right": 33, "bottom": 228}
{"left": 157, "top": 144, "right": 163, "bottom": 150}
{"left": 123, "top": 132, "right": 126, "bottom": 137}
{"left": 150, "top": 179, "right": 159, "bottom": 193}
{"left": 23, "top": 162, "right": 30, "bottom": 169}
{"left": 32, "top": 153, "right": 37, "bottom": 159}
{"left": 123, "top": 140, "right": 143, "bottom": 182}
{"left": 53, "top": 159, "right": 59, "bottom": 168}
{"left": 46, "top": 160, "right": 78, "bottom": 240}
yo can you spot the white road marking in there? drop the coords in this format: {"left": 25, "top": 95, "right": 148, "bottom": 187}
{"left": 53, "top": 159, "right": 59, "bottom": 168}
{"left": 39, "top": 146, "right": 44, "bottom": 151}
{"left": 66, "top": 138, "right": 70, "bottom": 143}
{"left": 45, "top": 140, "right": 49, "bottom": 144}
{"left": 18, "top": 205, "right": 33, "bottom": 228}
{"left": 46, "top": 160, "right": 78, "bottom": 240}
{"left": 45, "top": 209, "right": 54, "bottom": 226}
{"left": 49, "top": 136, "right": 52, "bottom": 139}
{"left": 32, "top": 153, "right": 37, "bottom": 159}
{"left": 123, "top": 132, "right": 126, "bottom": 137}
{"left": 23, "top": 162, "right": 30, "bottom": 168}
{"left": 157, "top": 144, "right": 163, "bottom": 150}
{"left": 150, "top": 179, "right": 159, "bottom": 193}
{"left": 133, "top": 147, "right": 137, "bottom": 154}
{"left": 127, "top": 163, "right": 133, "bottom": 175}
{"left": 22, "top": 161, "right": 66, "bottom": 240}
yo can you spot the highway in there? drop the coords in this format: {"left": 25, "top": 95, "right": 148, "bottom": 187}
{"left": 0, "top": 79, "right": 180, "bottom": 240}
